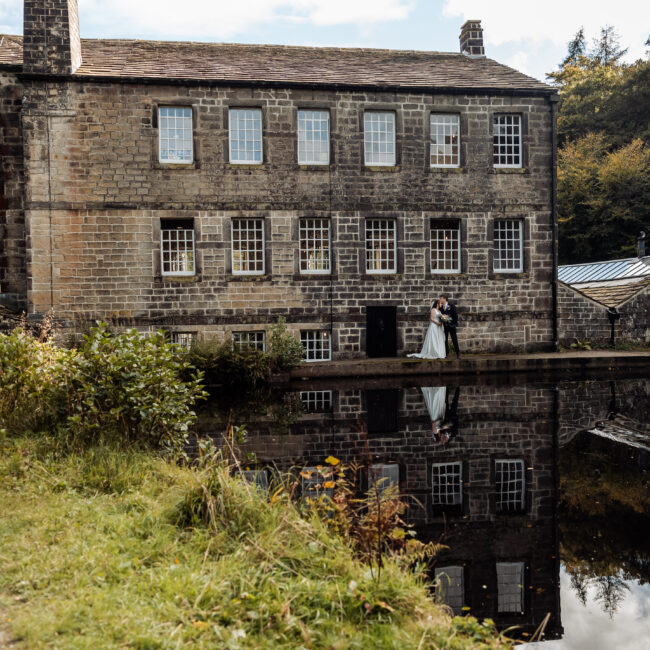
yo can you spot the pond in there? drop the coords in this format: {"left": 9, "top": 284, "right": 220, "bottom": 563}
{"left": 196, "top": 371, "right": 650, "bottom": 648}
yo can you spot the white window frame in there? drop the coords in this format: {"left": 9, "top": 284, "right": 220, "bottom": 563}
{"left": 369, "top": 463, "right": 399, "bottom": 494}
{"left": 229, "top": 108, "right": 263, "bottom": 164}
{"left": 493, "top": 219, "right": 523, "bottom": 273}
{"left": 170, "top": 332, "right": 196, "bottom": 350}
{"left": 160, "top": 221, "right": 195, "bottom": 277}
{"left": 298, "top": 109, "right": 330, "bottom": 165}
{"left": 432, "top": 461, "right": 463, "bottom": 506}
{"left": 299, "top": 218, "right": 331, "bottom": 274}
{"left": 300, "top": 330, "right": 332, "bottom": 362}
{"left": 240, "top": 469, "right": 269, "bottom": 491}
{"left": 232, "top": 331, "right": 266, "bottom": 352}
{"left": 365, "top": 219, "right": 397, "bottom": 274}
{"left": 231, "top": 218, "right": 265, "bottom": 276}
{"left": 435, "top": 566, "right": 465, "bottom": 614}
{"left": 495, "top": 459, "right": 526, "bottom": 512}
{"left": 300, "top": 390, "right": 333, "bottom": 412}
{"left": 430, "top": 220, "right": 461, "bottom": 274}
{"left": 158, "top": 106, "right": 193, "bottom": 164}
{"left": 496, "top": 562, "right": 525, "bottom": 614}
{"left": 301, "top": 466, "right": 334, "bottom": 499}
{"left": 430, "top": 114, "right": 460, "bottom": 168}
{"left": 364, "top": 111, "right": 396, "bottom": 166}
{"left": 493, "top": 114, "right": 522, "bottom": 169}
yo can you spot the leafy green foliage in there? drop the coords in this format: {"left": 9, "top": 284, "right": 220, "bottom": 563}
{"left": 267, "top": 317, "right": 305, "bottom": 373}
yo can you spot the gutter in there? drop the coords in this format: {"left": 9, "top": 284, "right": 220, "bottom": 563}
{"left": 550, "top": 93, "right": 560, "bottom": 351}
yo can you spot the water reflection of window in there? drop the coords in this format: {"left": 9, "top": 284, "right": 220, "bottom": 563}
{"left": 300, "top": 390, "right": 333, "bottom": 413}
{"left": 369, "top": 463, "right": 399, "bottom": 494}
{"left": 495, "top": 459, "right": 525, "bottom": 512}
{"left": 435, "top": 566, "right": 465, "bottom": 614}
{"left": 301, "top": 467, "right": 334, "bottom": 499}
{"left": 497, "top": 562, "right": 525, "bottom": 614}
{"left": 239, "top": 469, "right": 269, "bottom": 491}
{"left": 432, "top": 462, "right": 462, "bottom": 506}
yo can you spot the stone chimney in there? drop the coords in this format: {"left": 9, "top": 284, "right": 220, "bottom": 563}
{"left": 459, "top": 19, "right": 485, "bottom": 58}
{"left": 23, "top": 0, "right": 82, "bottom": 74}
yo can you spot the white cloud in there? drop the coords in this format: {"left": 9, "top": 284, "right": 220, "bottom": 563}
{"left": 443, "top": 0, "right": 650, "bottom": 62}
{"left": 76, "top": 0, "right": 414, "bottom": 39}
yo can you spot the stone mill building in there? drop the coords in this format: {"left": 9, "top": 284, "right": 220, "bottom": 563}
{"left": 0, "top": 0, "right": 559, "bottom": 359}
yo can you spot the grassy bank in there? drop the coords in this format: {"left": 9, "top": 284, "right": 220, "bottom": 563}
{"left": 0, "top": 437, "right": 511, "bottom": 649}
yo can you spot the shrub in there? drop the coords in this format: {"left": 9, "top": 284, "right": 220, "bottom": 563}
{"left": 65, "top": 325, "right": 207, "bottom": 451}
{"left": 267, "top": 317, "right": 305, "bottom": 373}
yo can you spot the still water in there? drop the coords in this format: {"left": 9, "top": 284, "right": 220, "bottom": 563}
{"left": 198, "top": 372, "right": 650, "bottom": 648}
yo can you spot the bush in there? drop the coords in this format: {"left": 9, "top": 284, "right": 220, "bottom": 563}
{"left": 0, "top": 328, "right": 74, "bottom": 434}
{"left": 65, "top": 325, "right": 207, "bottom": 451}
{"left": 267, "top": 317, "right": 305, "bottom": 373}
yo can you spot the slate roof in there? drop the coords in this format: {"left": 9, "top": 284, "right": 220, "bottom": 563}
{"left": 0, "top": 34, "right": 553, "bottom": 92}
{"left": 559, "top": 256, "right": 650, "bottom": 308}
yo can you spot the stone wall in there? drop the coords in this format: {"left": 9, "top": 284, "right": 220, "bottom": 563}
{"left": 558, "top": 282, "right": 650, "bottom": 346}
{"left": 17, "top": 78, "right": 555, "bottom": 355}
{"left": 0, "top": 70, "right": 25, "bottom": 309}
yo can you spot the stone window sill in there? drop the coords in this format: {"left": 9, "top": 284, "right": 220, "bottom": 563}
{"left": 228, "top": 274, "right": 271, "bottom": 282}
{"left": 364, "top": 165, "right": 400, "bottom": 173}
{"left": 153, "top": 162, "right": 199, "bottom": 171}
{"left": 295, "top": 164, "right": 331, "bottom": 172}
{"left": 489, "top": 272, "right": 529, "bottom": 280}
{"left": 490, "top": 167, "right": 529, "bottom": 175}
{"left": 226, "top": 163, "right": 267, "bottom": 170}
{"left": 155, "top": 274, "right": 201, "bottom": 283}
{"left": 429, "top": 166, "right": 467, "bottom": 174}
{"left": 293, "top": 273, "right": 334, "bottom": 281}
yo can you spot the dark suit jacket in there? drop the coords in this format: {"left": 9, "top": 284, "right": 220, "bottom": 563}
{"left": 441, "top": 302, "right": 458, "bottom": 328}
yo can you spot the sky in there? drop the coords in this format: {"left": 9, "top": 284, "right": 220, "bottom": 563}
{"left": 0, "top": 0, "right": 648, "bottom": 81}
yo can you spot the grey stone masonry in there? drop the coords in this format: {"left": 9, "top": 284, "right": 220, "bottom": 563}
{"left": 460, "top": 20, "right": 485, "bottom": 58}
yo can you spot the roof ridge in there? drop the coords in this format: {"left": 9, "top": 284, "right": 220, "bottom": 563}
{"left": 559, "top": 256, "right": 650, "bottom": 269}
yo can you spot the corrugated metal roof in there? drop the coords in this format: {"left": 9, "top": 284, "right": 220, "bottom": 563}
{"left": 558, "top": 257, "right": 650, "bottom": 284}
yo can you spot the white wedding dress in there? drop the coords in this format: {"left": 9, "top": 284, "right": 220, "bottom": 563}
{"left": 408, "top": 309, "right": 446, "bottom": 359}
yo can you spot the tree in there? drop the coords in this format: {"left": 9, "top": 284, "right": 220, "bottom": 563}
{"left": 590, "top": 26, "right": 628, "bottom": 66}
{"left": 562, "top": 27, "right": 586, "bottom": 66}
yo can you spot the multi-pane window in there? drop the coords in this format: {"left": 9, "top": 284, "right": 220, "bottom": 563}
{"left": 232, "top": 331, "right": 266, "bottom": 352}
{"left": 160, "top": 219, "right": 195, "bottom": 276}
{"left": 170, "top": 332, "right": 196, "bottom": 350}
{"left": 232, "top": 218, "right": 264, "bottom": 275}
{"left": 435, "top": 566, "right": 465, "bottom": 614}
{"left": 364, "top": 112, "right": 396, "bottom": 166}
{"left": 365, "top": 219, "right": 396, "bottom": 274}
{"left": 495, "top": 459, "right": 525, "bottom": 512}
{"left": 300, "top": 330, "right": 331, "bottom": 362}
{"left": 298, "top": 110, "right": 330, "bottom": 165}
{"left": 431, "top": 219, "right": 461, "bottom": 273}
{"left": 430, "top": 114, "right": 460, "bottom": 167}
{"left": 240, "top": 469, "right": 269, "bottom": 491}
{"left": 493, "top": 114, "right": 522, "bottom": 168}
{"left": 368, "top": 463, "right": 399, "bottom": 494}
{"left": 497, "top": 562, "right": 525, "bottom": 613}
{"left": 229, "top": 108, "right": 263, "bottom": 164}
{"left": 432, "top": 462, "right": 462, "bottom": 506}
{"left": 301, "top": 466, "right": 334, "bottom": 500}
{"left": 493, "top": 220, "right": 523, "bottom": 272}
{"left": 300, "top": 390, "right": 333, "bottom": 413}
{"left": 159, "top": 106, "right": 193, "bottom": 164}
{"left": 299, "top": 218, "right": 331, "bottom": 273}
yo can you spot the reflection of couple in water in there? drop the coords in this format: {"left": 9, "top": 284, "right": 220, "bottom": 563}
{"left": 421, "top": 386, "right": 460, "bottom": 445}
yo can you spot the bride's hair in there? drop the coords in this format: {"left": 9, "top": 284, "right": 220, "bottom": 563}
{"left": 430, "top": 299, "right": 440, "bottom": 310}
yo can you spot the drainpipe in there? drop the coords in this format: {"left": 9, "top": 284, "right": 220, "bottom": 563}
{"left": 550, "top": 94, "right": 560, "bottom": 351}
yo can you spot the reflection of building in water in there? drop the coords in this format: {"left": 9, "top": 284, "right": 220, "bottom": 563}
{"left": 211, "top": 381, "right": 563, "bottom": 640}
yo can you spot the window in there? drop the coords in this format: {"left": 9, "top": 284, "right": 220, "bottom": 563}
{"left": 159, "top": 106, "right": 193, "bottom": 164}
{"left": 493, "top": 114, "right": 522, "bottom": 168}
{"left": 232, "top": 218, "right": 264, "bottom": 275}
{"left": 170, "top": 332, "right": 196, "bottom": 350}
{"left": 495, "top": 459, "right": 525, "bottom": 512}
{"left": 497, "top": 562, "right": 525, "bottom": 613}
{"left": 160, "top": 219, "right": 195, "bottom": 276}
{"left": 431, "top": 220, "right": 461, "bottom": 273}
{"left": 232, "top": 331, "right": 266, "bottom": 352}
{"left": 493, "top": 220, "right": 523, "bottom": 273}
{"left": 365, "top": 219, "right": 396, "bottom": 274}
{"left": 435, "top": 566, "right": 465, "bottom": 614}
{"left": 364, "top": 112, "right": 395, "bottom": 166}
{"left": 301, "top": 466, "right": 334, "bottom": 499}
{"left": 430, "top": 114, "right": 460, "bottom": 167}
{"left": 369, "top": 463, "right": 399, "bottom": 494}
{"left": 298, "top": 110, "right": 330, "bottom": 165}
{"left": 432, "top": 462, "right": 462, "bottom": 506}
{"left": 229, "top": 108, "right": 262, "bottom": 164}
{"left": 301, "top": 331, "right": 331, "bottom": 362}
{"left": 300, "top": 390, "right": 333, "bottom": 412}
{"left": 239, "top": 469, "right": 269, "bottom": 491}
{"left": 299, "top": 218, "right": 331, "bottom": 273}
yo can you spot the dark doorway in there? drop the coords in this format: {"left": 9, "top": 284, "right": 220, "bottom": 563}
{"left": 366, "top": 306, "right": 397, "bottom": 358}
{"left": 365, "top": 389, "right": 399, "bottom": 434}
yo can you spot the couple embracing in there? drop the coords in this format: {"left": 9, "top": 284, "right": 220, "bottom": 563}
{"left": 408, "top": 294, "right": 460, "bottom": 360}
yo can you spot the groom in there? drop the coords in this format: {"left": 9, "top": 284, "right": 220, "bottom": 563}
{"left": 439, "top": 294, "right": 460, "bottom": 359}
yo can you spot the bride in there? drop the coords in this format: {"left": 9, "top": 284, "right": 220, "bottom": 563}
{"left": 408, "top": 299, "right": 447, "bottom": 360}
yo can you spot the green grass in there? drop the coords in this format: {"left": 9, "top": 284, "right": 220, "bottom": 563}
{"left": 0, "top": 437, "right": 510, "bottom": 649}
